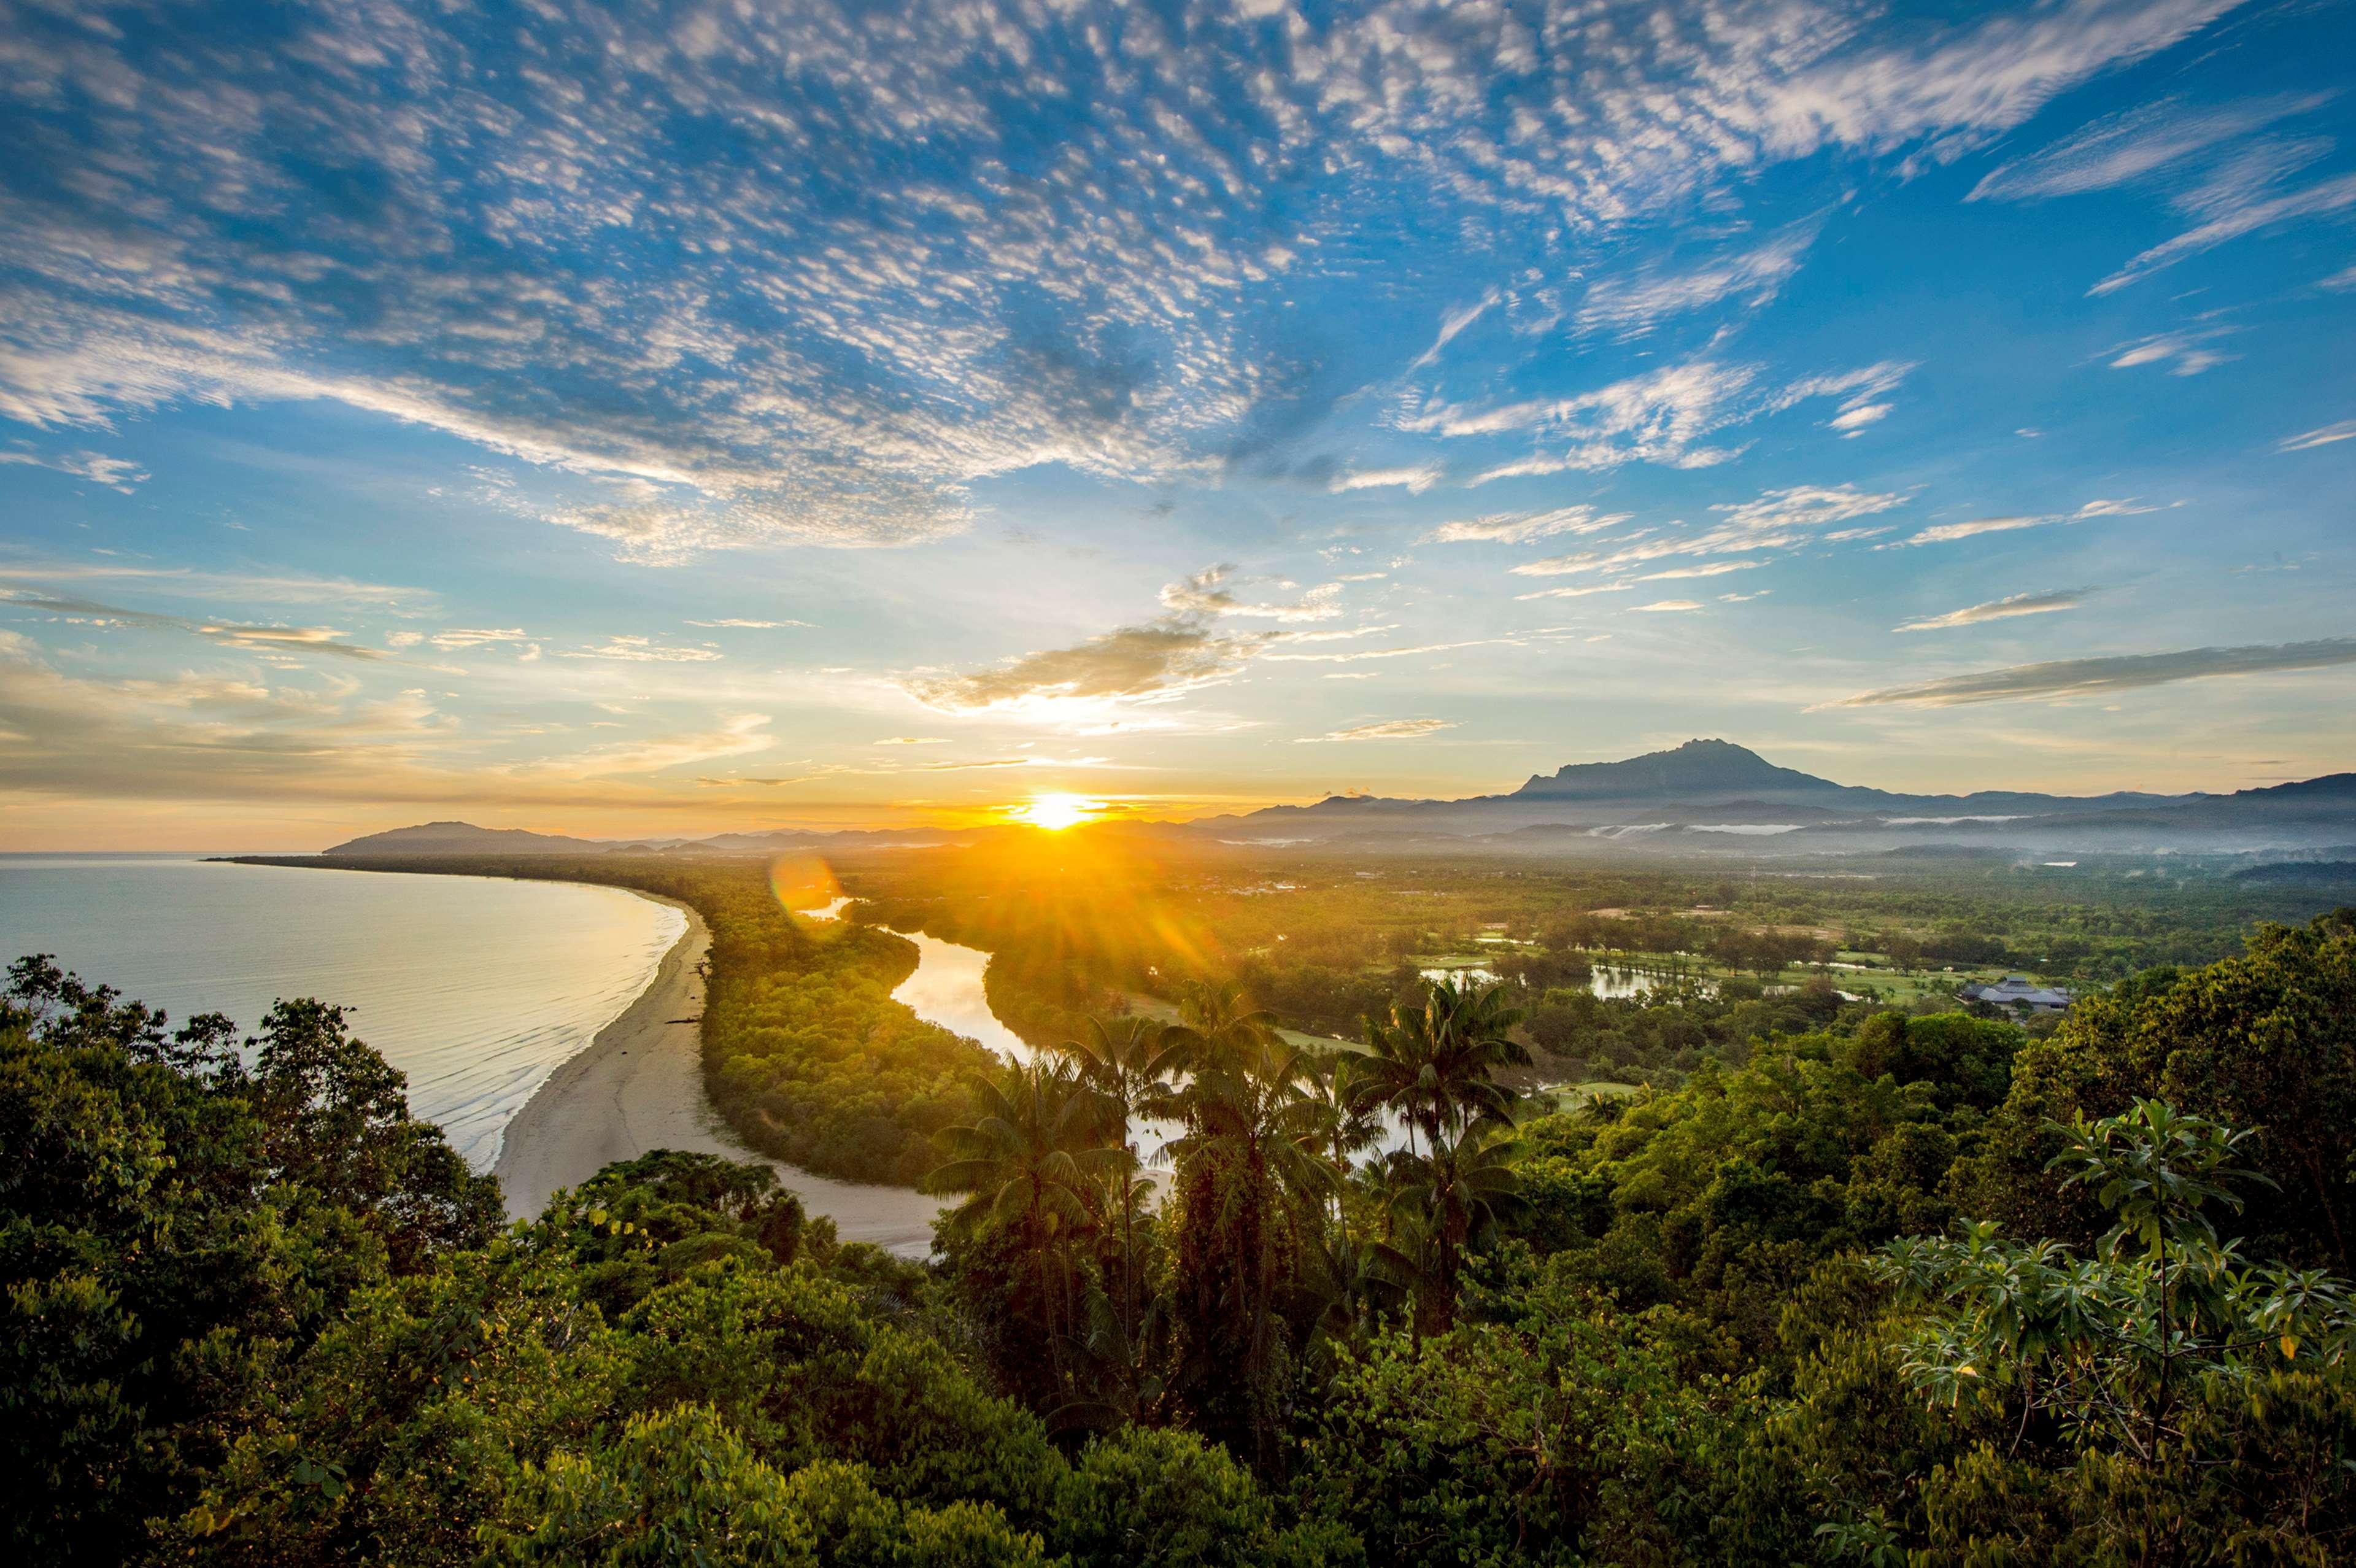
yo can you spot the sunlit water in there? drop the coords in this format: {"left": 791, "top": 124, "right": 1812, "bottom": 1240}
{"left": 0, "top": 855, "right": 684, "bottom": 1170}
{"left": 804, "top": 902, "right": 1425, "bottom": 1170}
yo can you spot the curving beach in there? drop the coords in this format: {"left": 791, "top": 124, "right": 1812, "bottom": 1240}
{"left": 492, "top": 892, "right": 947, "bottom": 1255}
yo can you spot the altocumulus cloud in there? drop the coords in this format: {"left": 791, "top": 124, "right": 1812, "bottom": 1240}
{"left": 0, "top": 0, "right": 2251, "bottom": 558}
{"left": 1828, "top": 638, "right": 2356, "bottom": 707}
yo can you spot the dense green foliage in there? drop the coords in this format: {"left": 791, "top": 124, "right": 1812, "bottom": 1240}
{"left": 20, "top": 865, "right": 2356, "bottom": 1564}
{"left": 2, "top": 958, "right": 500, "bottom": 1566}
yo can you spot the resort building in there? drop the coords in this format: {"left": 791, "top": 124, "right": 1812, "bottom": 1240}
{"left": 1956, "top": 974, "right": 2074, "bottom": 1013}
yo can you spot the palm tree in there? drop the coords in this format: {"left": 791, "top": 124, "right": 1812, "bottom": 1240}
{"left": 1385, "top": 1119, "right": 1528, "bottom": 1334}
{"left": 1058, "top": 1015, "right": 1170, "bottom": 1347}
{"left": 928, "top": 1059, "right": 1124, "bottom": 1386}
{"left": 1152, "top": 980, "right": 1332, "bottom": 1467}
{"left": 1362, "top": 975, "right": 1529, "bottom": 1152}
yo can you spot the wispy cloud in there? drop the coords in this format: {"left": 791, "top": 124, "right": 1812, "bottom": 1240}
{"left": 1328, "top": 464, "right": 1443, "bottom": 495}
{"left": 0, "top": 447, "right": 147, "bottom": 492}
{"left": 690, "top": 618, "right": 813, "bottom": 630}
{"left": 1889, "top": 498, "right": 2159, "bottom": 547}
{"left": 2093, "top": 169, "right": 2356, "bottom": 295}
{"left": 1416, "top": 360, "right": 1912, "bottom": 480}
{"left": 560, "top": 636, "right": 725, "bottom": 664}
{"left": 2278, "top": 420, "right": 2356, "bottom": 452}
{"left": 2109, "top": 328, "right": 2237, "bottom": 376}
{"left": 1297, "top": 718, "right": 1456, "bottom": 741}
{"left": 1969, "top": 94, "right": 2330, "bottom": 202}
{"left": 1631, "top": 599, "right": 1704, "bottom": 613}
{"left": 1575, "top": 224, "right": 1817, "bottom": 337}
{"left": 1160, "top": 565, "right": 1343, "bottom": 623}
{"left": 1894, "top": 589, "right": 2090, "bottom": 632}
{"left": 1828, "top": 638, "right": 2356, "bottom": 707}
{"left": 0, "top": 588, "right": 387, "bottom": 660}
{"left": 1424, "top": 506, "right": 1630, "bottom": 546}
{"left": 1507, "top": 484, "right": 1907, "bottom": 582}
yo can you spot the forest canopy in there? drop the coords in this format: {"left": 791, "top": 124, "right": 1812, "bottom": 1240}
{"left": 10, "top": 897, "right": 2356, "bottom": 1565}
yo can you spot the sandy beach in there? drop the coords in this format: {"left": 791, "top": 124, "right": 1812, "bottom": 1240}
{"left": 492, "top": 892, "right": 947, "bottom": 1255}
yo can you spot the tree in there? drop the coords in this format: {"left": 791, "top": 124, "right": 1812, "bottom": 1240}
{"left": 929, "top": 1059, "right": 1124, "bottom": 1396}
{"left": 1152, "top": 982, "right": 1332, "bottom": 1469}
{"left": 1857, "top": 1100, "right": 2356, "bottom": 1562}
{"left": 1383, "top": 1122, "right": 1529, "bottom": 1334}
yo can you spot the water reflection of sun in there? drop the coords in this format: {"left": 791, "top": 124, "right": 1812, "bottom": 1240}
{"left": 1017, "top": 793, "right": 1100, "bottom": 830}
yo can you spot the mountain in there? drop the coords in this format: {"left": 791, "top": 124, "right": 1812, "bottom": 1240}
{"left": 322, "top": 821, "right": 614, "bottom": 856}
{"left": 1509, "top": 738, "right": 1875, "bottom": 806}
{"left": 319, "top": 745, "right": 2356, "bottom": 863}
{"left": 1206, "top": 740, "right": 2356, "bottom": 857}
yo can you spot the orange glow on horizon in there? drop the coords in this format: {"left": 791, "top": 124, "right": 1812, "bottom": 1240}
{"left": 1014, "top": 793, "right": 1102, "bottom": 831}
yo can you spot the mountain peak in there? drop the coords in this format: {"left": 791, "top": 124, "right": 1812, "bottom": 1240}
{"left": 1515, "top": 738, "right": 1839, "bottom": 802}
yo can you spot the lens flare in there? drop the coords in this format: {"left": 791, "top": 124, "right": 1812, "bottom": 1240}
{"left": 769, "top": 853, "right": 842, "bottom": 913}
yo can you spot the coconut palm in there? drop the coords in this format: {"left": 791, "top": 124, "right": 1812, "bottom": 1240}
{"left": 1153, "top": 981, "right": 1333, "bottom": 1467}
{"left": 1362, "top": 975, "right": 1529, "bottom": 1152}
{"left": 1058, "top": 1014, "right": 1170, "bottom": 1345}
{"left": 1385, "top": 1119, "right": 1529, "bottom": 1333}
{"left": 928, "top": 1058, "right": 1125, "bottom": 1383}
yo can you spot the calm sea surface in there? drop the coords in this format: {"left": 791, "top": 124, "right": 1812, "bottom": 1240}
{"left": 0, "top": 855, "right": 684, "bottom": 1169}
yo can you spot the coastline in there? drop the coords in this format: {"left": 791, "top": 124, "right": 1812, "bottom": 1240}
{"left": 492, "top": 890, "right": 947, "bottom": 1255}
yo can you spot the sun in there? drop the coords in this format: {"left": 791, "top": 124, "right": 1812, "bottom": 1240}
{"left": 1018, "top": 793, "right": 1100, "bottom": 831}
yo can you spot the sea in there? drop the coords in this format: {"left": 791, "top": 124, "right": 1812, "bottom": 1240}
{"left": 0, "top": 854, "right": 684, "bottom": 1170}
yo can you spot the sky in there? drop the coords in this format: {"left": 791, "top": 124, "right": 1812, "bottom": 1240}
{"left": 2, "top": 0, "right": 2353, "bottom": 849}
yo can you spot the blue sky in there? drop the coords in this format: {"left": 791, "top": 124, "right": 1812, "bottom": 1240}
{"left": 1, "top": 0, "right": 2352, "bottom": 847}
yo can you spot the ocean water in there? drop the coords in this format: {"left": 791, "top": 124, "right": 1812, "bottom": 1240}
{"left": 0, "top": 855, "right": 684, "bottom": 1169}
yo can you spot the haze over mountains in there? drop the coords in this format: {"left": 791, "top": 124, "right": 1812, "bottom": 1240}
{"left": 323, "top": 741, "right": 2356, "bottom": 863}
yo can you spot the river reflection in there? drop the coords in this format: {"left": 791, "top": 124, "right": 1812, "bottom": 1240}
{"left": 809, "top": 898, "right": 1418, "bottom": 1180}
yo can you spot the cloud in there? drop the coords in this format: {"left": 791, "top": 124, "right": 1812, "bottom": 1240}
{"left": 1637, "top": 560, "right": 1762, "bottom": 582}
{"left": 900, "top": 576, "right": 1273, "bottom": 716}
{"left": 690, "top": 618, "right": 813, "bottom": 630}
{"left": 1405, "top": 291, "right": 1500, "bottom": 373}
{"left": 0, "top": 0, "right": 2239, "bottom": 561}
{"left": 2279, "top": 420, "right": 2356, "bottom": 452}
{"left": 0, "top": 562, "right": 425, "bottom": 608}
{"left": 0, "top": 587, "right": 388, "bottom": 660}
{"left": 1505, "top": 484, "right": 1907, "bottom": 582}
{"left": 1413, "top": 360, "right": 1913, "bottom": 479}
{"left": 1969, "top": 94, "right": 2330, "bottom": 202}
{"left": 2109, "top": 329, "right": 2237, "bottom": 376}
{"left": 1828, "top": 638, "right": 2356, "bottom": 707}
{"left": 560, "top": 636, "right": 725, "bottom": 663}
{"left": 1890, "top": 498, "right": 2159, "bottom": 546}
{"left": 1424, "top": 506, "right": 1631, "bottom": 545}
{"left": 2093, "top": 170, "right": 2356, "bottom": 295}
{"left": 1894, "top": 589, "right": 2090, "bottom": 631}
{"left": 427, "top": 628, "right": 531, "bottom": 651}
{"left": 1263, "top": 633, "right": 1569, "bottom": 664}
{"left": 1328, "top": 464, "right": 1443, "bottom": 495}
{"left": 0, "top": 447, "right": 147, "bottom": 492}
{"left": 1631, "top": 600, "right": 1704, "bottom": 613}
{"left": 1574, "top": 225, "right": 1817, "bottom": 337}
{"left": 533, "top": 714, "right": 773, "bottom": 778}
{"left": 875, "top": 736, "right": 951, "bottom": 746}
{"left": 1297, "top": 718, "right": 1456, "bottom": 741}
{"left": 1159, "top": 565, "right": 1342, "bottom": 622}
{"left": 1513, "top": 581, "right": 1638, "bottom": 602}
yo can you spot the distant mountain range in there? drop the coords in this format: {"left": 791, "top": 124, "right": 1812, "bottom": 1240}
{"left": 1198, "top": 740, "right": 2356, "bottom": 857}
{"left": 322, "top": 741, "right": 2356, "bottom": 863}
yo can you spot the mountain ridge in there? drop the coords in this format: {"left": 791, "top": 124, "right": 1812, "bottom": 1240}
{"left": 318, "top": 741, "right": 2355, "bottom": 859}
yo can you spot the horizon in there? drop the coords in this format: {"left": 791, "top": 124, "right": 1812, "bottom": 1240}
{"left": 6, "top": 0, "right": 2355, "bottom": 852}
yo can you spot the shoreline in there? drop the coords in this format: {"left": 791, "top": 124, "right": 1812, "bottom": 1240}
{"left": 492, "top": 889, "right": 947, "bottom": 1255}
